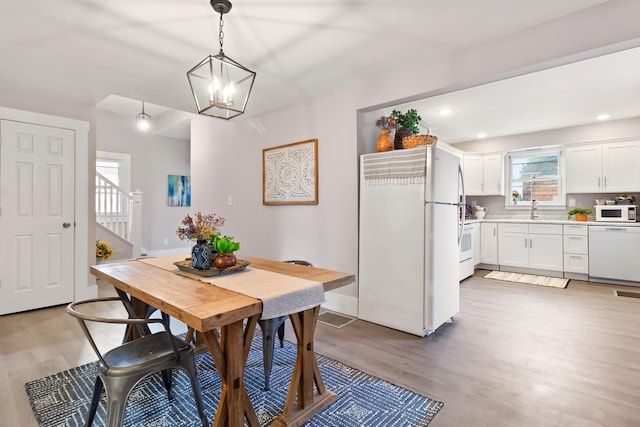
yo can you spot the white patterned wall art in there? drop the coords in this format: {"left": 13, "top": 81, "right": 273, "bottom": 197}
{"left": 263, "top": 139, "right": 318, "bottom": 205}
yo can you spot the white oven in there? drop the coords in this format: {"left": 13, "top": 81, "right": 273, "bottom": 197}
{"left": 459, "top": 223, "right": 474, "bottom": 280}
{"left": 595, "top": 204, "right": 637, "bottom": 222}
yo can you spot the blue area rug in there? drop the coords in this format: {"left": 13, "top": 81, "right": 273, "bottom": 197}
{"left": 25, "top": 332, "right": 443, "bottom": 426}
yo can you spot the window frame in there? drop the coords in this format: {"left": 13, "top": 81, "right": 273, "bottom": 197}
{"left": 504, "top": 147, "right": 566, "bottom": 209}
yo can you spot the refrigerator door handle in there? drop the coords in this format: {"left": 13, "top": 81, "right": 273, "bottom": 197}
{"left": 457, "top": 163, "right": 465, "bottom": 245}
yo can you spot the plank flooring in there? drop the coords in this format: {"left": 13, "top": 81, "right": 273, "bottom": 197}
{"left": 2, "top": 270, "right": 640, "bottom": 426}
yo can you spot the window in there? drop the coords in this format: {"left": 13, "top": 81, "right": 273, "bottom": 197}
{"left": 506, "top": 148, "right": 564, "bottom": 208}
{"left": 96, "top": 151, "right": 131, "bottom": 215}
{"left": 96, "top": 151, "right": 130, "bottom": 192}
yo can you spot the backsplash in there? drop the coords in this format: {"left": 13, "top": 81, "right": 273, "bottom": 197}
{"left": 466, "top": 193, "right": 640, "bottom": 220}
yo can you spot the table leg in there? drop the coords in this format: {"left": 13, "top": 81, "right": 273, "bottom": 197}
{"left": 271, "top": 306, "right": 337, "bottom": 427}
{"left": 202, "top": 314, "right": 260, "bottom": 427}
{"left": 116, "top": 290, "right": 150, "bottom": 342}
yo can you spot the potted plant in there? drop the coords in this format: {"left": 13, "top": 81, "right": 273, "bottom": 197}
{"left": 567, "top": 207, "right": 592, "bottom": 221}
{"left": 391, "top": 108, "right": 422, "bottom": 149}
{"left": 95, "top": 240, "right": 114, "bottom": 263}
{"left": 210, "top": 235, "right": 240, "bottom": 269}
{"left": 176, "top": 212, "right": 225, "bottom": 269}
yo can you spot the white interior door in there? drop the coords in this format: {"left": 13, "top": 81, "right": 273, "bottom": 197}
{"left": 0, "top": 120, "right": 75, "bottom": 314}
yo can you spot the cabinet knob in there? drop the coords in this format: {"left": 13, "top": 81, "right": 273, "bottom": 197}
{"left": 62, "top": 222, "right": 71, "bottom": 228}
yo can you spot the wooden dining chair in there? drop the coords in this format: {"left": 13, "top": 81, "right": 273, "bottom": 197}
{"left": 257, "top": 259, "right": 313, "bottom": 390}
{"left": 66, "top": 296, "right": 208, "bottom": 427}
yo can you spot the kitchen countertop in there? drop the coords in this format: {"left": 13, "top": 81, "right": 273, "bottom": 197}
{"left": 465, "top": 217, "right": 640, "bottom": 226}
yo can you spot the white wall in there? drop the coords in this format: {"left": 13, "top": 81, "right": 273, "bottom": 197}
{"left": 96, "top": 111, "right": 191, "bottom": 254}
{"left": 189, "top": 1, "right": 640, "bottom": 316}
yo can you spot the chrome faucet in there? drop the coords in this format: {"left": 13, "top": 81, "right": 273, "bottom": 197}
{"left": 530, "top": 199, "right": 538, "bottom": 220}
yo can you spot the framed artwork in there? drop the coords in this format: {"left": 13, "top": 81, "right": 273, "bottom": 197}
{"left": 263, "top": 139, "right": 318, "bottom": 205}
{"left": 168, "top": 175, "right": 191, "bottom": 206}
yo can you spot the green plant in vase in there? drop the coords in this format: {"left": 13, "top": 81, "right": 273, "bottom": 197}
{"left": 391, "top": 108, "right": 422, "bottom": 149}
{"left": 567, "top": 207, "right": 592, "bottom": 221}
{"left": 211, "top": 235, "right": 240, "bottom": 269}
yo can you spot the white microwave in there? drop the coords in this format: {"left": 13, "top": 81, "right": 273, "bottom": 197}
{"left": 594, "top": 204, "right": 638, "bottom": 222}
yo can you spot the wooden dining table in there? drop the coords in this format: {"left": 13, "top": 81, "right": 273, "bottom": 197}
{"left": 90, "top": 255, "right": 354, "bottom": 427}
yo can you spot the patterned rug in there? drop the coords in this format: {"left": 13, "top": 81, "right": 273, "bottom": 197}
{"left": 25, "top": 332, "right": 443, "bottom": 426}
{"left": 484, "top": 271, "right": 569, "bottom": 288}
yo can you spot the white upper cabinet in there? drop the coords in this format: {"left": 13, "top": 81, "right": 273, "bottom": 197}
{"left": 463, "top": 153, "right": 504, "bottom": 196}
{"left": 565, "top": 140, "right": 640, "bottom": 193}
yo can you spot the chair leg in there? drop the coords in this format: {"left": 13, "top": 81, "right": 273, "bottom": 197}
{"left": 161, "top": 369, "right": 173, "bottom": 399}
{"left": 84, "top": 377, "right": 104, "bottom": 427}
{"left": 276, "top": 320, "right": 286, "bottom": 348}
{"left": 181, "top": 357, "right": 208, "bottom": 427}
{"left": 103, "top": 375, "right": 140, "bottom": 427}
{"left": 258, "top": 316, "right": 288, "bottom": 390}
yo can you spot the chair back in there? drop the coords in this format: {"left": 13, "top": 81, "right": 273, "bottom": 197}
{"left": 283, "top": 260, "right": 313, "bottom": 267}
{"left": 66, "top": 297, "right": 180, "bottom": 367}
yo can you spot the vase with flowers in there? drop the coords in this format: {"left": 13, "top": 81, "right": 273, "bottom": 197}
{"left": 374, "top": 115, "right": 397, "bottom": 152}
{"left": 176, "top": 212, "right": 225, "bottom": 269}
{"left": 96, "top": 240, "right": 114, "bottom": 264}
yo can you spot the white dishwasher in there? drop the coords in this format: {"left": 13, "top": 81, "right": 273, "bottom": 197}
{"left": 589, "top": 226, "right": 640, "bottom": 283}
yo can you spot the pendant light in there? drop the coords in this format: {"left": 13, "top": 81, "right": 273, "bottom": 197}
{"left": 136, "top": 101, "right": 151, "bottom": 131}
{"left": 187, "top": 0, "right": 256, "bottom": 120}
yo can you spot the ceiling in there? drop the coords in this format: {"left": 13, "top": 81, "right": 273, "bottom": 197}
{"left": 3, "top": 0, "right": 631, "bottom": 141}
{"left": 396, "top": 45, "right": 640, "bottom": 144}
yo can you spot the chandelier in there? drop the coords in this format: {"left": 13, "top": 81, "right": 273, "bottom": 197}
{"left": 187, "top": 0, "right": 256, "bottom": 120}
{"left": 136, "top": 101, "right": 151, "bottom": 131}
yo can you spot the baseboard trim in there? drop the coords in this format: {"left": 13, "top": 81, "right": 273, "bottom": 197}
{"left": 323, "top": 291, "right": 358, "bottom": 317}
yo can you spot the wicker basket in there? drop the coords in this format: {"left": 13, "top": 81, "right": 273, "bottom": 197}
{"left": 402, "top": 134, "right": 438, "bottom": 149}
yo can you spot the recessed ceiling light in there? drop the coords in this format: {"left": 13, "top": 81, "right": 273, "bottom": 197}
{"left": 477, "top": 133, "right": 487, "bottom": 139}
{"left": 439, "top": 108, "right": 453, "bottom": 116}
{"left": 596, "top": 113, "right": 611, "bottom": 120}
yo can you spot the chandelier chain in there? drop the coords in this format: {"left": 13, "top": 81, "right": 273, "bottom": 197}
{"left": 218, "top": 13, "right": 225, "bottom": 51}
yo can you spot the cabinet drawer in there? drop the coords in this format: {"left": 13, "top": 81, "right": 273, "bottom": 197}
{"left": 529, "top": 223, "right": 563, "bottom": 234}
{"left": 564, "top": 253, "right": 589, "bottom": 273}
{"left": 498, "top": 223, "right": 528, "bottom": 234}
{"left": 563, "top": 235, "right": 588, "bottom": 254}
{"left": 563, "top": 224, "right": 588, "bottom": 236}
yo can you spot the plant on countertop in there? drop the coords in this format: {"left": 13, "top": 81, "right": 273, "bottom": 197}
{"left": 567, "top": 207, "right": 592, "bottom": 220}
{"left": 176, "top": 211, "right": 225, "bottom": 241}
{"left": 391, "top": 108, "right": 422, "bottom": 135}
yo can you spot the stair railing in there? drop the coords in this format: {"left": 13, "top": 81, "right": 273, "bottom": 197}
{"left": 95, "top": 172, "right": 142, "bottom": 257}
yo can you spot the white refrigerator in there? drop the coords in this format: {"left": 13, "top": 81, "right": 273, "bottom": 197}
{"left": 358, "top": 145, "right": 464, "bottom": 336}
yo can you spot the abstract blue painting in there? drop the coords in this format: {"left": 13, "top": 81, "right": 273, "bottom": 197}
{"left": 168, "top": 175, "right": 191, "bottom": 206}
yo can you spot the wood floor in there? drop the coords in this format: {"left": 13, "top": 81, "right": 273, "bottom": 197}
{"left": 2, "top": 270, "right": 640, "bottom": 426}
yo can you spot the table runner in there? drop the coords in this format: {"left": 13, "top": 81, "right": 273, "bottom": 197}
{"left": 139, "top": 255, "right": 325, "bottom": 320}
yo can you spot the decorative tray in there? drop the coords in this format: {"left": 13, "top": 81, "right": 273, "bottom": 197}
{"left": 173, "top": 259, "right": 251, "bottom": 277}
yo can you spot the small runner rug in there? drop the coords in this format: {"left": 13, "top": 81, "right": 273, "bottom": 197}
{"left": 25, "top": 332, "right": 443, "bottom": 427}
{"left": 484, "top": 271, "right": 569, "bottom": 288}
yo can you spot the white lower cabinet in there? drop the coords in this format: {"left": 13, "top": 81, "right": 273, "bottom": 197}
{"left": 480, "top": 222, "right": 498, "bottom": 265}
{"left": 563, "top": 224, "right": 589, "bottom": 274}
{"left": 498, "top": 223, "right": 563, "bottom": 272}
{"left": 472, "top": 223, "right": 480, "bottom": 266}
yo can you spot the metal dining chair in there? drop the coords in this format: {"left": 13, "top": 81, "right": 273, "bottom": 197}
{"left": 257, "top": 259, "right": 313, "bottom": 390}
{"left": 66, "top": 296, "right": 208, "bottom": 427}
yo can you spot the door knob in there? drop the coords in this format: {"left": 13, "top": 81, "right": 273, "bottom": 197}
{"left": 62, "top": 222, "right": 71, "bottom": 228}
